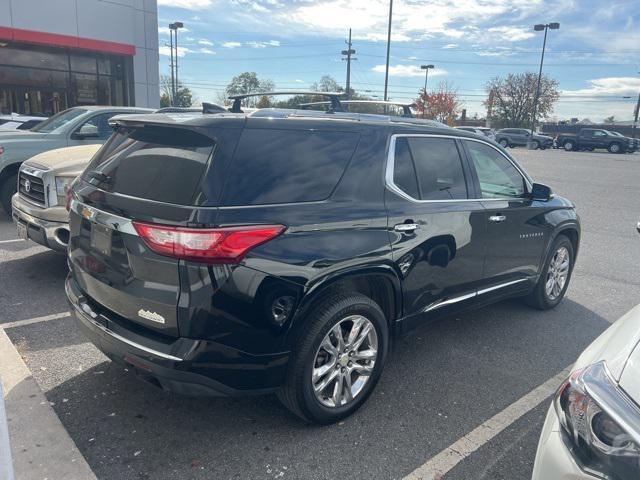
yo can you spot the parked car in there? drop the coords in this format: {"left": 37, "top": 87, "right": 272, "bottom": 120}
{"left": 0, "top": 113, "right": 47, "bottom": 131}
{"left": 455, "top": 126, "right": 486, "bottom": 136}
{"left": 455, "top": 126, "right": 496, "bottom": 141}
{"left": 11, "top": 144, "right": 101, "bottom": 251}
{"left": 66, "top": 106, "right": 580, "bottom": 424}
{"left": 558, "top": 128, "right": 636, "bottom": 153}
{"left": 495, "top": 128, "right": 553, "bottom": 149}
{"left": 0, "top": 106, "right": 153, "bottom": 216}
{"left": 532, "top": 303, "right": 640, "bottom": 480}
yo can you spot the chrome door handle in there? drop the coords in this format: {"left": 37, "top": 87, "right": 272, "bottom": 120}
{"left": 489, "top": 215, "right": 506, "bottom": 223}
{"left": 394, "top": 223, "right": 419, "bottom": 232}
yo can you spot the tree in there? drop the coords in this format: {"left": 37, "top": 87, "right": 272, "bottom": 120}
{"left": 414, "top": 81, "right": 461, "bottom": 124}
{"left": 603, "top": 115, "right": 616, "bottom": 124}
{"left": 159, "top": 74, "right": 195, "bottom": 108}
{"left": 225, "top": 72, "right": 275, "bottom": 107}
{"left": 312, "top": 75, "right": 343, "bottom": 93}
{"left": 485, "top": 72, "right": 559, "bottom": 128}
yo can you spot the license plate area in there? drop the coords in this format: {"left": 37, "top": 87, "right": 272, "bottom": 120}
{"left": 16, "top": 221, "right": 28, "bottom": 240}
{"left": 90, "top": 223, "right": 112, "bottom": 256}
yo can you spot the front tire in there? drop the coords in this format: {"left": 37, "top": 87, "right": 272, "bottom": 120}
{"left": 525, "top": 235, "right": 574, "bottom": 310}
{"left": 531, "top": 140, "right": 539, "bottom": 150}
{"left": 608, "top": 143, "right": 621, "bottom": 154}
{"left": 499, "top": 139, "right": 509, "bottom": 148}
{"left": 0, "top": 174, "right": 17, "bottom": 216}
{"left": 277, "top": 292, "right": 389, "bottom": 424}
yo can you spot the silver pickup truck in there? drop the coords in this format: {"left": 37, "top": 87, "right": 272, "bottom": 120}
{"left": 0, "top": 106, "right": 152, "bottom": 215}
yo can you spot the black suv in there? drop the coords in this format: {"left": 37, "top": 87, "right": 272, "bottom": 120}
{"left": 66, "top": 107, "right": 580, "bottom": 424}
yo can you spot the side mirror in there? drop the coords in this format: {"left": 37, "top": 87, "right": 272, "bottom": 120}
{"left": 530, "top": 183, "right": 552, "bottom": 201}
{"left": 73, "top": 124, "right": 99, "bottom": 139}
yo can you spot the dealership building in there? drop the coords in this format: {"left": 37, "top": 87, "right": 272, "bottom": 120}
{"left": 0, "top": 0, "right": 160, "bottom": 116}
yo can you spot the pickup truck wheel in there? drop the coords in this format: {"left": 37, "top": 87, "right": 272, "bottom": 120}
{"left": 525, "top": 235, "right": 574, "bottom": 310}
{"left": 563, "top": 141, "right": 575, "bottom": 151}
{"left": 608, "top": 143, "right": 621, "bottom": 154}
{"left": 498, "top": 139, "right": 509, "bottom": 148}
{"left": 530, "top": 140, "right": 539, "bottom": 150}
{"left": 0, "top": 174, "right": 17, "bottom": 216}
{"left": 277, "top": 292, "right": 388, "bottom": 424}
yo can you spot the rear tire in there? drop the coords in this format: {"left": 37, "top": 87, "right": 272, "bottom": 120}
{"left": 0, "top": 174, "right": 17, "bottom": 217}
{"left": 277, "top": 292, "right": 389, "bottom": 424}
{"left": 530, "top": 140, "right": 539, "bottom": 150}
{"left": 563, "top": 141, "right": 575, "bottom": 151}
{"left": 525, "top": 235, "right": 574, "bottom": 310}
{"left": 499, "top": 139, "right": 509, "bottom": 148}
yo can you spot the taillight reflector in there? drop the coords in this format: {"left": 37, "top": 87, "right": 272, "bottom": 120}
{"left": 132, "top": 222, "right": 285, "bottom": 264}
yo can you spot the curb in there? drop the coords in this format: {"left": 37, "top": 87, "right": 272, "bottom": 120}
{"left": 0, "top": 328, "right": 97, "bottom": 480}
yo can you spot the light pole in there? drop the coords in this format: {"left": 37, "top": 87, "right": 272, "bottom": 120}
{"left": 421, "top": 64, "right": 434, "bottom": 118}
{"left": 528, "top": 22, "right": 559, "bottom": 149}
{"left": 383, "top": 0, "right": 393, "bottom": 102}
{"left": 169, "top": 22, "right": 184, "bottom": 107}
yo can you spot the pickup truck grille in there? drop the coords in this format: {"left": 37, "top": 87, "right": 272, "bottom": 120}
{"left": 18, "top": 171, "right": 46, "bottom": 206}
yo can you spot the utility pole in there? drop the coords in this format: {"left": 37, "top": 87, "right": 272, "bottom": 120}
{"left": 633, "top": 91, "right": 640, "bottom": 139}
{"left": 342, "top": 29, "right": 356, "bottom": 100}
{"left": 383, "top": 0, "right": 393, "bottom": 101}
{"left": 169, "top": 27, "right": 175, "bottom": 106}
{"left": 529, "top": 22, "right": 559, "bottom": 148}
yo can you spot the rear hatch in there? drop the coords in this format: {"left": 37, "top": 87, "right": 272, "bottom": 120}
{"left": 68, "top": 119, "right": 235, "bottom": 336}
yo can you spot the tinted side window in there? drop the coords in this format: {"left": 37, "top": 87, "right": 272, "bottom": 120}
{"left": 392, "top": 138, "right": 419, "bottom": 199}
{"left": 83, "top": 127, "right": 215, "bottom": 205}
{"left": 408, "top": 137, "right": 468, "bottom": 200}
{"left": 465, "top": 141, "right": 525, "bottom": 199}
{"left": 221, "top": 129, "right": 359, "bottom": 206}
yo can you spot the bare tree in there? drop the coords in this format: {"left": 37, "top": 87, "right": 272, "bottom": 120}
{"left": 485, "top": 73, "right": 559, "bottom": 128}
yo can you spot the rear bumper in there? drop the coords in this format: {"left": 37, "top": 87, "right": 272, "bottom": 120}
{"left": 11, "top": 195, "right": 69, "bottom": 252}
{"left": 66, "top": 274, "right": 290, "bottom": 396}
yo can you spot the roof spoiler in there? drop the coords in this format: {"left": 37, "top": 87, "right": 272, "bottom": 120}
{"left": 298, "top": 100, "right": 414, "bottom": 117}
{"left": 228, "top": 91, "right": 346, "bottom": 113}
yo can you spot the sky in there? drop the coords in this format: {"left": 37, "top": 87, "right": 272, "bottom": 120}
{"left": 157, "top": 0, "right": 640, "bottom": 122}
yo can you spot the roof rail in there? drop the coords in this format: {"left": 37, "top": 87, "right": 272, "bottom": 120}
{"left": 228, "top": 91, "right": 345, "bottom": 113}
{"left": 298, "top": 100, "right": 415, "bottom": 117}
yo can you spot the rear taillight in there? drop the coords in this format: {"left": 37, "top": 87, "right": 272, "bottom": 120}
{"left": 132, "top": 222, "right": 285, "bottom": 264}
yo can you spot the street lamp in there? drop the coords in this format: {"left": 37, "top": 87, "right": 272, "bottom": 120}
{"left": 528, "top": 22, "right": 559, "bottom": 149}
{"left": 169, "top": 22, "right": 184, "bottom": 106}
{"left": 420, "top": 64, "right": 434, "bottom": 119}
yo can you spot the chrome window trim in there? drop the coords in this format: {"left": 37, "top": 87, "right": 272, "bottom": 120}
{"left": 69, "top": 199, "right": 138, "bottom": 236}
{"left": 385, "top": 133, "right": 533, "bottom": 204}
{"left": 423, "top": 278, "right": 528, "bottom": 313}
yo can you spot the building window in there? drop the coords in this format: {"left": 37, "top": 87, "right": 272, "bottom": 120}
{"left": 0, "top": 42, "right": 132, "bottom": 116}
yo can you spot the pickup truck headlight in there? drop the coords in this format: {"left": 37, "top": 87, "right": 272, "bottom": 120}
{"left": 55, "top": 176, "right": 76, "bottom": 205}
{"left": 555, "top": 362, "right": 640, "bottom": 479}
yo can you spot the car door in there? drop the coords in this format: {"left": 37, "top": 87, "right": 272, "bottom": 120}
{"left": 592, "top": 130, "right": 608, "bottom": 148}
{"left": 385, "top": 134, "right": 487, "bottom": 330}
{"left": 462, "top": 139, "right": 547, "bottom": 292}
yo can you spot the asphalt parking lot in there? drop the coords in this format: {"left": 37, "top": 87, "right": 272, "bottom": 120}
{"left": 1, "top": 148, "right": 639, "bottom": 480}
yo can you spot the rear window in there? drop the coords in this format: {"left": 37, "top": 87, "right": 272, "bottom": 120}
{"left": 220, "top": 128, "right": 359, "bottom": 206}
{"left": 83, "top": 126, "right": 215, "bottom": 205}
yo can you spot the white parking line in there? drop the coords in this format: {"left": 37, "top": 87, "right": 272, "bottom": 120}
{"left": 1, "top": 312, "right": 71, "bottom": 330}
{"left": 0, "top": 239, "right": 24, "bottom": 245}
{"left": 403, "top": 366, "right": 571, "bottom": 480}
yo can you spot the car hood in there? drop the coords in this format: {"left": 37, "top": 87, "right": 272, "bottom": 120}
{"left": 574, "top": 304, "right": 640, "bottom": 404}
{"left": 23, "top": 144, "right": 101, "bottom": 176}
{"left": 0, "top": 130, "right": 49, "bottom": 142}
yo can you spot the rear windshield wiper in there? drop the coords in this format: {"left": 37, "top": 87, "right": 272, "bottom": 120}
{"left": 86, "top": 170, "right": 112, "bottom": 184}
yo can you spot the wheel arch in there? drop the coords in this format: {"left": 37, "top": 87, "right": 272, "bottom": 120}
{"left": 542, "top": 221, "right": 580, "bottom": 273}
{"left": 284, "top": 266, "right": 403, "bottom": 348}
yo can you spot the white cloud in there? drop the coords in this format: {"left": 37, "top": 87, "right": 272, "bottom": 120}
{"left": 486, "top": 26, "right": 535, "bottom": 42}
{"left": 159, "top": 45, "right": 192, "bottom": 57}
{"left": 442, "top": 44, "right": 458, "bottom": 49}
{"left": 198, "top": 48, "right": 215, "bottom": 54}
{"left": 295, "top": 79, "right": 305, "bottom": 83}
{"left": 563, "top": 77, "right": 640, "bottom": 96}
{"left": 246, "top": 40, "right": 281, "bottom": 48}
{"left": 371, "top": 64, "right": 448, "bottom": 78}
{"left": 198, "top": 39, "right": 213, "bottom": 46}
{"left": 222, "top": 41, "right": 242, "bottom": 48}
{"left": 157, "top": 0, "right": 212, "bottom": 10}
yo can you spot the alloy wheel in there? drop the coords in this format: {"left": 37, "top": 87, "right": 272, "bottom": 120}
{"left": 545, "top": 246, "right": 570, "bottom": 300}
{"left": 311, "top": 315, "right": 378, "bottom": 408}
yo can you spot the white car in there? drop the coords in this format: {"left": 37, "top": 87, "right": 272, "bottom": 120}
{"left": 0, "top": 113, "right": 47, "bottom": 131}
{"left": 532, "top": 304, "right": 640, "bottom": 479}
